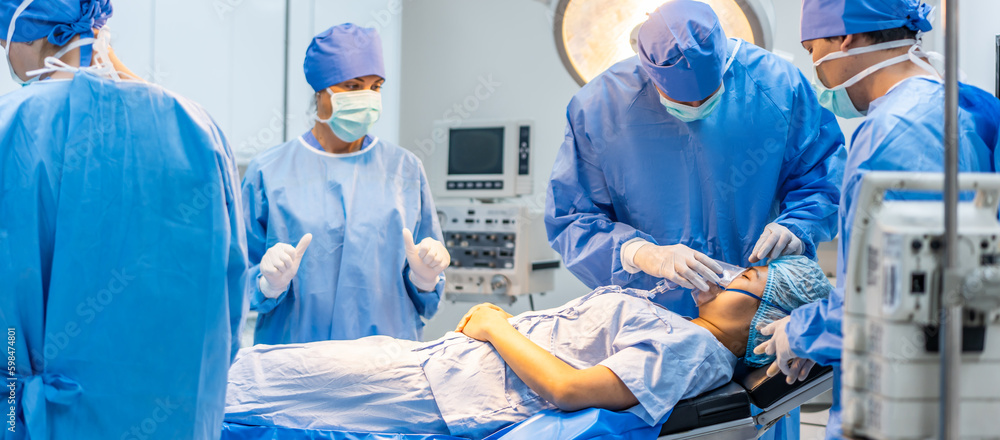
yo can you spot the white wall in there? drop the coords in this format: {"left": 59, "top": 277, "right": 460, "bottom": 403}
{"left": 922, "top": 0, "right": 999, "bottom": 94}
{"left": 399, "top": 0, "right": 591, "bottom": 339}
{"left": 114, "top": 0, "right": 287, "bottom": 166}
{"left": 0, "top": 0, "right": 403, "bottom": 166}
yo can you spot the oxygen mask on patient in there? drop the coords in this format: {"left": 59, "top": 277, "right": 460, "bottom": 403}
{"left": 648, "top": 261, "right": 748, "bottom": 305}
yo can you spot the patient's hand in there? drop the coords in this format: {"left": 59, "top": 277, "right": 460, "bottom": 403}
{"left": 456, "top": 303, "right": 513, "bottom": 341}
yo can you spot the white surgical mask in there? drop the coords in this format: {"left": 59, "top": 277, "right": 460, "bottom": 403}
{"left": 812, "top": 39, "right": 939, "bottom": 119}
{"left": 317, "top": 89, "right": 382, "bottom": 142}
{"left": 660, "top": 82, "right": 725, "bottom": 123}
{"left": 659, "top": 39, "right": 741, "bottom": 123}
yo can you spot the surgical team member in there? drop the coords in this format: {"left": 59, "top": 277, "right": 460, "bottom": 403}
{"left": 0, "top": 0, "right": 248, "bottom": 438}
{"left": 243, "top": 24, "right": 449, "bottom": 345}
{"left": 753, "top": 1, "right": 1000, "bottom": 438}
{"left": 546, "top": 4, "right": 843, "bottom": 438}
{"left": 546, "top": 0, "right": 844, "bottom": 319}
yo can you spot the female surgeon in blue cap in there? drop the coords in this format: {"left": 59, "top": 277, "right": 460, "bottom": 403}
{"left": 0, "top": 0, "right": 248, "bottom": 438}
{"left": 753, "top": 1, "right": 1000, "bottom": 438}
{"left": 242, "top": 23, "right": 449, "bottom": 345}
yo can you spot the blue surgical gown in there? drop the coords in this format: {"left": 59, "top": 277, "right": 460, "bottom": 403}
{"left": 546, "top": 39, "right": 845, "bottom": 319}
{"left": 786, "top": 77, "right": 1000, "bottom": 439}
{"left": 0, "top": 73, "right": 248, "bottom": 440}
{"left": 224, "top": 287, "right": 735, "bottom": 439}
{"left": 242, "top": 131, "right": 444, "bottom": 344}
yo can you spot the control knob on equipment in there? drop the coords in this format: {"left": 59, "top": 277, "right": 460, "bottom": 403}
{"left": 491, "top": 275, "right": 510, "bottom": 295}
{"left": 963, "top": 266, "right": 1000, "bottom": 312}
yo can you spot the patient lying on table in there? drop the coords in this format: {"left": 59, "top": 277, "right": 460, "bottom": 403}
{"left": 225, "top": 256, "right": 831, "bottom": 439}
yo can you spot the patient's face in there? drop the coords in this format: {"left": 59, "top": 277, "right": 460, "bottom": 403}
{"left": 722, "top": 266, "right": 767, "bottom": 296}
{"left": 696, "top": 265, "right": 769, "bottom": 356}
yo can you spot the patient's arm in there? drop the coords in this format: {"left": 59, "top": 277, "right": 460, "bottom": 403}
{"left": 459, "top": 304, "right": 639, "bottom": 412}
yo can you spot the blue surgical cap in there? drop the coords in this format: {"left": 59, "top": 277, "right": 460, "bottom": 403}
{"left": 801, "top": 0, "right": 933, "bottom": 42}
{"left": 304, "top": 23, "right": 386, "bottom": 93}
{"left": 0, "top": 0, "right": 112, "bottom": 45}
{"left": 744, "top": 256, "right": 832, "bottom": 368}
{"left": 636, "top": 0, "right": 727, "bottom": 102}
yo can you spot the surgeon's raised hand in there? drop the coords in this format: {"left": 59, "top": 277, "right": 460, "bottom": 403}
{"left": 749, "top": 223, "right": 804, "bottom": 263}
{"left": 457, "top": 303, "right": 514, "bottom": 341}
{"left": 753, "top": 316, "right": 815, "bottom": 384}
{"left": 259, "top": 234, "right": 313, "bottom": 299}
{"left": 403, "top": 228, "right": 451, "bottom": 291}
{"left": 634, "top": 243, "right": 723, "bottom": 292}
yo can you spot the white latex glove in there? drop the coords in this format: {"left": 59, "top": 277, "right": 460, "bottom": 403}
{"left": 403, "top": 228, "right": 450, "bottom": 292}
{"left": 749, "top": 223, "right": 804, "bottom": 263}
{"left": 258, "top": 234, "right": 313, "bottom": 299}
{"left": 634, "top": 243, "right": 723, "bottom": 292}
{"left": 753, "top": 316, "right": 816, "bottom": 384}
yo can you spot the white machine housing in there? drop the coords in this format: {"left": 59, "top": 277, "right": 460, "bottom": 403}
{"left": 841, "top": 173, "right": 1000, "bottom": 439}
{"left": 437, "top": 203, "right": 557, "bottom": 300}
{"left": 425, "top": 119, "right": 533, "bottom": 199}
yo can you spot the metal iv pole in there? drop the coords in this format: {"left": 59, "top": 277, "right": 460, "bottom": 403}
{"left": 941, "top": 0, "right": 961, "bottom": 437}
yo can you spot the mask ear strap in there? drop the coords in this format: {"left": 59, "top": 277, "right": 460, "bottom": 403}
{"left": 908, "top": 44, "right": 947, "bottom": 79}
{"left": 694, "top": 39, "right": 743, "bottom": 103}
{"left": 723, "top": 39, "right": 742, "bottom": 72}
{"left": 726, "top": 288, "right": 763, "bottom": 301}
{"left": 313, "top": 88, "right": 335, "bottom": 123}
{"left": 727, "top": 289, "right": 792, "bottom": 315}
{"left": 88, "top": 27, "right": 136, "bottom": 81}
{"left": 836, "top": 52, "right": 911, "bottom": 90}
{"left": 814, "top": 38, "right": 917, "bottom": 66}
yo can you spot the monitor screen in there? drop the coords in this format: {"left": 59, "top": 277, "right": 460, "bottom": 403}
{"left": 448, "top": 127, "right": 504, "bottom": 175}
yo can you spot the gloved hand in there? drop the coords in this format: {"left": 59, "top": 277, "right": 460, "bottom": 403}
{"left": 634, "top": 243, "right": 723, "bottom": 292}
{"left": 403, "top": 228, "right": 450, "bottom": 292}
{"left": 749, "top": 223, "right": 804, "bottom": 263}
{"left": 753, "top": 316, "right": 816, "bottom": 384}
{"left": 259, "top": 234, "right": 313, "bottom": 299}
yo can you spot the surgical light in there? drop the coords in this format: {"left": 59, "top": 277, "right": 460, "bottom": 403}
{"left": 553, "top": 0, "right": 773, "bottom": 86}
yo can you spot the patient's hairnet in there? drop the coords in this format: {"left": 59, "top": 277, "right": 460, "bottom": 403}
{"left": 800, "top": 0, "right": 933, "bottom": 42}
{"left": 0, "top": 0, "right": 112, "bottom": 45}
{"left": 304, "top": 23, "right": 385, "bottom": 92}
{"left": 744, "top": 255, "right": 832, "bottom": 367}
{"left": 636, "top": 0, "right": 727, "bottom": 102}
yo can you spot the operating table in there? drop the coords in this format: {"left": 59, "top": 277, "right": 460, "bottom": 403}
{"left": 222, "top": 361, "right": 833, "bottom": 440}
